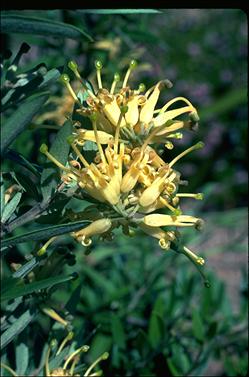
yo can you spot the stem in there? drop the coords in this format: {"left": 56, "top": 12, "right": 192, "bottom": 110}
{"left": 3, "top": 183, "right": 66, "bottom": 235}
{"left": 0, "top": 363, "right": 18, "bottom": 377}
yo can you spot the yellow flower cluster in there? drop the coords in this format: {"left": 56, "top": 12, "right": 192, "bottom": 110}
{"left": 40, "top": 59, "right": 205, "bottom": 266}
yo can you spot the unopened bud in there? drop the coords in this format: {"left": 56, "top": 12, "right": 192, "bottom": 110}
{"left": 95, "top": 60, "right": 103, "bottom": 70}
{"left": 67, "top": 135, "right": 75, "bottom": 144}
{"left": 39, "top": 144, "right": 48, "bottom": 154}
{"left": 130, "top": 59, "right": 137, "bottom": 69}
{"left": 68, "top": 60, "right": 78, "bottom": 72}
{"left": 59, "top": 73, "right": 70, "bottom": 84}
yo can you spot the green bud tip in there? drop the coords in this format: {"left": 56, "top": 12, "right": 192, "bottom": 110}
{"left": 95, "top": 60, "right": 103, "bottom": 70}
{"left": 67, "top": 135, "right": 75, "bottom": 144}
{"left": 82, "top": 345, "right": 90, "bottom": 352}
{"left": 130, "top": 59, "right": 137, "bottom": 69}
{"left": 196, "top": 193, "right": 204, "bottom": 200}
{"left": 194, "top": 141, "right": 204, "bottom": 150}
{"left": 174, "top": 208, "right": 182, "bottom": 216}
{"left": 68, "top": 60, "right": 78, "bottom": 72}
{"left": 121, "top": 105, "right": 129, "bottom": 114}
{"left": 128, "top": 229, "right": 136, "bottom": 237}
{"left": 114, "top": 72, "right": 120, "bottom": 81}
{"left": 39, "top": 144, "right": 48, "bottom": 154}
{"left": 59, "top": 73, "right": 70, "bottom": 84}
{"left": 101, "top": 352, "right": 109, "bottom": 360}
{"left": 139, "top": 83, "right": 146, "bottom": 92}
{"left": 37, "top": 247, "right": 46, "bottom": 256}
{"left": 68, "top": 331, "right": 74, "bottom": 339}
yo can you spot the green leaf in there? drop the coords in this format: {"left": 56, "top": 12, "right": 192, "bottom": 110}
{"left": 1, "top": 219, "right": 90, "bottom": 248}
{"left": 199, "top": 87, "right": 247, "bottom": 121}
{"left": 192, "top": 309, "right": 205, "bottom": 342}
{"left": 76, "top": 9, "right": 161, "bottom": 14}
{"left": 65, "top": 282, "right": 82, "bottom": 316}
{"left": 166, "top": 358, "right": 181, "bottom": 376}
{"left": 1, "top": 13, "right": 93, "bottom": 41}
{"left": 1, "top": 308, "right": 37, "bottom": 350}
{"left": 41, "top": 119, "right": 73, "bottom": 200}
{"left": 48, "top": 346, "right": 70, "bottom": 371}
{"left": 1, "top": 91, "right": 49, "bottom": 155}
{"left": 80, "top": 264, "right": 117, "bottom": 295}
{"left": 5, "top": 149, "right": 41, "bottom": 178}
{"left": 13, "top": 172, "right": 40, "bottom": 200}
{"left": 89, "top": 334, "right": 112, "bottom": 361}
{"left": 111, "top": 314, "right": 126, "bottom": 349}
{"left": 1, "top": 273, "right": 77, "bottom": 303}
{"left": 38, "top": 68, "right": 61, "bottom": 89}
{"left": 16, "top": 342, "right": 29, "bottom": 376}
{"left": 12, "top": 257, "right": 39, "bottom": 279}
{"left": 2, "top": 67, "right": 61, "bottom": 110}
{"left": 0, "top": 176, "right": 5, "bottom": 217}
{"left": 148, "top": 297, "right": 165, "bottom": 349}
{"left": 2, "top": 192, "right": 22, "bottom": 223}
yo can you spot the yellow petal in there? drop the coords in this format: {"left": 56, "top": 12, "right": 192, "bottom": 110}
{"left": 121, "top": 164, "right": 140, "bottom": 193}
{"left": 103, "top": 99, "right": 126, "bottom": 127}
{"left": 72, "top": 218, "right": 112, "bottom": 238}
{"left": 139, "top": 175, "right": 166, "bottom": 207}
{"left": 153, "top": 106, "right": 194, "bottom": 127}
{"left": 80, "top": 130, "right": 114, "bottom": 144}
{"left": 139, "top": 82, "right": 161, "bottom": 123}
{"left": 139, "top": 223, "right": 168, "bottom": 239}
{"left": 125, "top": 96, "right": 139, "bottom": 126}
{"left": 143, "top": 214, "right": 200, "bottom": 227}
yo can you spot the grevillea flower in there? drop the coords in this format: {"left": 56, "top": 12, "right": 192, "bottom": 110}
{"left": 1, "top": 332, "right": 108, "bottom": 377}
{"left": 39, "top": 59, "right": 205, "bottom": 268}
{"left": 45, "top": 333, "right": 109, "bottom": 377}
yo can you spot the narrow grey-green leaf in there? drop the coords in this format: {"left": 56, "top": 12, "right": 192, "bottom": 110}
{"left": 38, "top": 68, "right": 61, "bottom": 89}
{"left": 76, "top": 9, "right": 161, "bottom": 14}
{"left": 48, "top": 347, "right": 71, "bottom": 371}
{"left": 12, "top": 257, "right": 39, "bottom": 279}
{"left": 2, "top": 191, "right": 22, "bottom": 223}
{"left": 1, "top": 13, "right": 93, "bottom": 41}
{"left": 41, "top": 119, "right": 73, "bottom": 200}
{"left": 1, "top": 308, "right": 37, "bottom": 350}
{"left": 0, "top": 176, "right": 5, "bottom": 217}
{"left": 1, "top": 219, "right": 89, "bottom": 248}
{"left": 65, "top": 282, "right": 82, "bottom": 315}
{"left": 16, "top": 342, "right": 29, "bottom": 376}
{"left": 1, "top": 273, "right": 76, "bottom": 302}
{"left": 1, "top": 91, "right": 49, "bottom": 155}
{"left": 5, "top": 149, "right": 41, "bottom": 177}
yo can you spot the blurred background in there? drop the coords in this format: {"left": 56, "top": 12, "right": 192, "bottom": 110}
{"left": 1, "top": 9, "right": 248, "bottom": 376}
